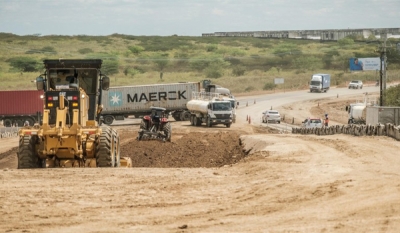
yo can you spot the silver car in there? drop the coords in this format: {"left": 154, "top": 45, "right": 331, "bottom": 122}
{"left": 348, "top": 80, "right": 363, "bottom": 89}
{"left": 262, "top": 110, "right": 281, "bottom": 124}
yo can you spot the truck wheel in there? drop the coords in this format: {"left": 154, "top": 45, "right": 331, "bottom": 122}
{"left": 103, "top": 115, "right": 114, "bottom": 125}
{"left": 162, "top": 122, "right": 172, "bottom": 142}
{"left": 226, "top": 123, "right": 231, "bottom": 128}
{"left": 18, "top": 135, "right": 40, "bottom": 169}
{"left": 195, "top": 117, "right": 202, "bottom": 126}
{"left": 4, "top": 119, "right": 12, "bottom": 127}
{"left": 190, "top": 115, "right": 195, "bottom": 126}
{"left": 207, "top": 118, "right": 212, "bottom": 127}
{"left": 16, "top": 120, "right": 24, "bottom": 127}
{"left": 180, "top": 111, "right": 191, "bottom": 121}
{"left": 96, "top": 126, "right": 115, "bottom": 167}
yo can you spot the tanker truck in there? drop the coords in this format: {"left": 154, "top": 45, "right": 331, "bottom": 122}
{"left": 346, "top": 103, "right": 367, "bottom": 124}
{"left": 202, "top": 79, "right": 236, "bottom": 123}
{"left": 345, "top": 93, "right": 378, "bottom": 124}
{"left": 187, "top": 92, "right": 233, "bottom": 128}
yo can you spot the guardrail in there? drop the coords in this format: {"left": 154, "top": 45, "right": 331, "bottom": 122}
{"left": 292, "top": 124, "right": 400, "bottom": 141}
{"left": 0, "top": 127, "right": 20, "bottom": 139}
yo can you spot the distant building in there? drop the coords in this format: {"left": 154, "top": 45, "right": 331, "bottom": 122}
{"left": 202, "top": 28, "right": 400, "bottom": 41}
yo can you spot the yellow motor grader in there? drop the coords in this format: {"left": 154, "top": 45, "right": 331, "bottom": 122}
{"left": 18, "top": 59, "right": 131, "bottom": 168}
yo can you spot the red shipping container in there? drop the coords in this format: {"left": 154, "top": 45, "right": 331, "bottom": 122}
{"left": 0, "top": 90, "right": 44, "bottom": 115}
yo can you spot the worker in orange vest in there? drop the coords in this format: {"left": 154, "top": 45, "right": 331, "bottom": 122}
{"left": 324, "top": 117, "right": 329, "bottom": 127}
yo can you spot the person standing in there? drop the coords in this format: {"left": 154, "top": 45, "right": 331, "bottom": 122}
{"left": 324, "top": 117, "right": 329, "bottom": 127}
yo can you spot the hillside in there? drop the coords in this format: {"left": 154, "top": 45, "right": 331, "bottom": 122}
{"left": 0, "top": 33, "right": 399, "bottom": 94}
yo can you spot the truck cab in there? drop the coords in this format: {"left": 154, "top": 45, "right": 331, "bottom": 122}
{"left": 309, "top": 73, "right": 330, "bottom": 93}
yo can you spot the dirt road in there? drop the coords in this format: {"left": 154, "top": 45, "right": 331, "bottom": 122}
{"left": 1, "top": 94, "right": 400, "bottom": 232}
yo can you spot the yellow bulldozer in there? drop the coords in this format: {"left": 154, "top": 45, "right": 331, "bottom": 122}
{"left": 18, "top": 59, "right": 131, "bottom": 168}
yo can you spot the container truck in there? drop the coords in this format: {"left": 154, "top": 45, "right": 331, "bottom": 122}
{"left": 101, "top": 82, "right": 201, "bottom": 125}
{"left": 0, "top": 90, "right": 43, "bottom": 127}
{"left": 309, "top": 73, "right": 331, "bottom": 93}
{"left": 187, "top": 92, "right": 233, "bottom": 128}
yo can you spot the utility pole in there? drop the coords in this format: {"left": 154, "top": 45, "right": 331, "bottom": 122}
{"left": 377, "top": 32, "right": 390, "bottom": 106}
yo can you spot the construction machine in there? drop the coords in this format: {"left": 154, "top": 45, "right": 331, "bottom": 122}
{"left": 137, "top": 107, "right": 172, "bottom": 142}
{"left": 18, "top": 59, "right": 131, "bottom": 168}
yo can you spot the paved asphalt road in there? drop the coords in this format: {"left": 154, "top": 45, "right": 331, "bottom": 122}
{"left": 235, "top": 85, "right": 382, "bottom": 132}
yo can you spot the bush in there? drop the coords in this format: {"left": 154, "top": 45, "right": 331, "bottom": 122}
{"left": 204, "top": 63, "right": 224, "bottom": 78}
{"left": 78, "top": 48, "right": 94, "bottom": 54}
{"left": 245, "top": 86, "right": 255, "bottom": 92}
{"left": 124, "top": 67, "right": 143, "bottom": 77}
{"left": 232, "top": 65, "right": 245, "bottom": 76}
{"left": 189, "top": 57, "right": 211, "bottom": 71}
{"left": 7, "top": 57, "right": 40, "bottom": 72}
{"left": 206, "top": 44, "right": 218, "bottom": 52}
{"left": 128, "top": 45, "right": 144, "bottom": 55}
{"left": 263, "top": 83, "right": 276, "bottom": 90}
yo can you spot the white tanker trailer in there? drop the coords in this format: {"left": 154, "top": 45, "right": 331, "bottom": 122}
{"left": 187, "top": 92, "right": 233, "bottom": 128}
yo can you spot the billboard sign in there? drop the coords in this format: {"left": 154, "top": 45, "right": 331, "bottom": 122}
{"left": 274, "top": 78, "right": 284, "bottom": 84}
{"left": 349, "top": 57, "right": 383, "bottom": 71}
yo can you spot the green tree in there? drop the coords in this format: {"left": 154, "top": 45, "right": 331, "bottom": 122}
{"left": 338, "top": 38, "right": 354, "bottom": 47}
{"left": 7, "top": 57, "right": 40, "bottom": 72}
{"left": 152, "top": 53, "right": 169, "bottom": 71}
{"left": 385, "top": 84, "right": 400, "bottom": 106}
{"left": 102, "top": 60, "right": 119, "bottom": 75}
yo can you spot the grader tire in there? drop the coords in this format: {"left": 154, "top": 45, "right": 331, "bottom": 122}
{"left": 18, "top": 135, "right": 40, "bottom": 169}
{"left": 96, "top": 126, "right": 115, "bottom": 167}
{"left": 163, "top": 122, "right": 172, "bottom": 142}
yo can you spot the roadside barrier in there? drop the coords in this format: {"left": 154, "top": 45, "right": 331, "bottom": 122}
{"left": 0, "top": 127, "right": 20, "bottom": 139}
{"left": 292, "top": 123, "right": 400, "bottom": 141}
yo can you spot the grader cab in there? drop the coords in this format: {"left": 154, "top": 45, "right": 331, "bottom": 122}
{"left": 18, "top": 59, "right": 131, "bottom": 168}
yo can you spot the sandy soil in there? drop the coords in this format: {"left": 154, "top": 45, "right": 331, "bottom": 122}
{"left": 1, "top": 94, "right": 400, "bottom": 233}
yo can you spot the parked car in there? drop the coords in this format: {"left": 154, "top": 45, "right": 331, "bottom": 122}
{"left": 262, "top": 110, "right": 281, "bottom": 124}
{"left": 302, "top": 118, "right": 323, "bottom": 128}
{"left": 348, "top": 80, "right": 363, "bottom": 89}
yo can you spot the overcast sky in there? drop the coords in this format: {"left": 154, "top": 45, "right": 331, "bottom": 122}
{"left": 0, "top": 0, "right": 399, "bottom": 36}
